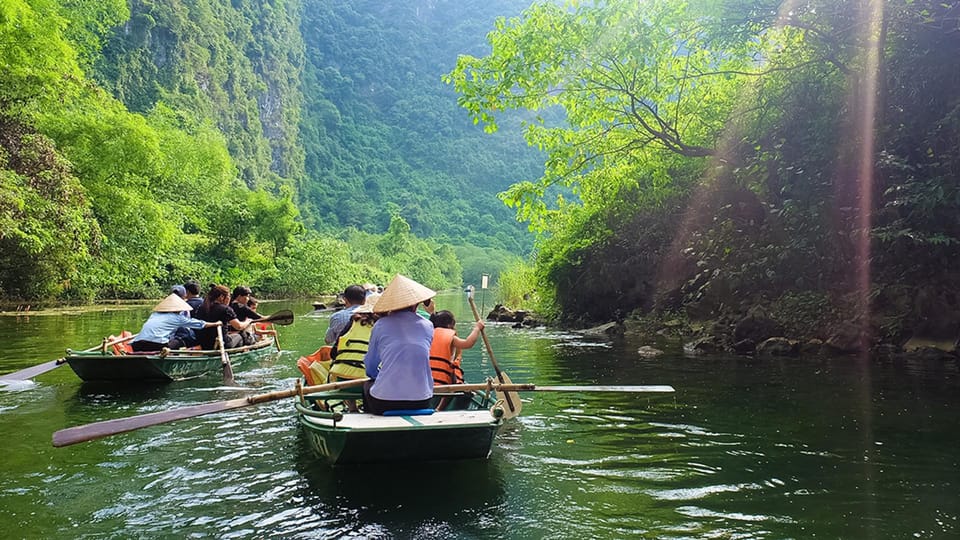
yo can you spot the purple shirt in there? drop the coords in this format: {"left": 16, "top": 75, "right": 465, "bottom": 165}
{"left": 365, "top": 310, "right": 434, "bottom": 401}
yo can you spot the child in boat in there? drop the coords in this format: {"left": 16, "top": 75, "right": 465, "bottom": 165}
{"left": 429, "top": 310, "right": 485, "bottom": 411}
{"left": 428, "top": 310, "right": 484, "bottom": 386}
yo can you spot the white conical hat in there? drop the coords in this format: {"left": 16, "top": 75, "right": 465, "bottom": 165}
{"left": 154, "top": 293, "right": 192, "bottom": 313}
{"left": 373, "top": 274, "right": 435, "bottom": 313}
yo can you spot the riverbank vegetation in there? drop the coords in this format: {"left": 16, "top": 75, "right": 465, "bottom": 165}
{"left": 451, "top": 0, "right": 960, "bottom": 353}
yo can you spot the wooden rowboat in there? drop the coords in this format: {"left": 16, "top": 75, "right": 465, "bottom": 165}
{"left": 65, "top": 336, "right": 276, "bottom": 382}
{"left": 295, "top": 385, "right": 504, "bottom": 466}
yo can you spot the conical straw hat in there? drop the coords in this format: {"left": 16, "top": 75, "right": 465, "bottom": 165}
{"left": 154, "top": 293, "right": 193, "bottom": 313}
{"left": 373, "top": 274, "right": 435, "bottom": 313}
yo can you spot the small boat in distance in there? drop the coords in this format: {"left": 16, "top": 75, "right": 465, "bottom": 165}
{"left": 65, "top": 335, "right": 276, "bottom": 382}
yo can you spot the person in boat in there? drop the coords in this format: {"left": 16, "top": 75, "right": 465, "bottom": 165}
{"left": 130, "top": 294, "right": 222, "bottom": 352}
{"left": 362, "top": 274, "right": 436, "bottom": 415}
{"left": 429, "top": 310, "right": 484, "bottom": 410}
{"left": 173, "top": 282, "right": 204, "bottom": 347}
{"left": 429, "top": 310, "right": 483, "bottom": 386}
{"left": 328, "top": 295, "right": 380, "bottom": 412}
{"left": 170, "top": 284, "right": 187, "bottom": 302}
{"left": 324, "top": 284, "right": 367, "bottom": 345}
{"left": 183, "top": 281, "right": 203, "bottom": 311}
{"left": 193, "top": 284, "right": 253, "bottom": 350}
{"left": 416, "top": 296, "right": 436, "bottom": 320}
{"left": 229, "top": 285, "right": 261, "bottom": 345}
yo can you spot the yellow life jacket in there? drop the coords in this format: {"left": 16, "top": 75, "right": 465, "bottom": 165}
{"left": 329, "top": 321, "right": 372, "bottom": 380}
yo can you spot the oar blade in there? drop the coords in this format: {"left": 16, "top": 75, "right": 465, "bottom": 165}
{"left": 2, "top": 359, "right": 65, "bottom": 381}
{"left": 496, "top": 372, "right": 522, "bottom": 419}
{"left": 216, "top": 326, "right": 235, "bottom": 386}
{"left": 53, "top": 397, "right": 252, "bottom": 447}
{"left": 261, "top": 310, "right": 294, "bottom": 326}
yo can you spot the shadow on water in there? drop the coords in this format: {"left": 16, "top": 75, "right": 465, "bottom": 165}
{"left": 290, "top": 429, "right": 509, "bottom": 538}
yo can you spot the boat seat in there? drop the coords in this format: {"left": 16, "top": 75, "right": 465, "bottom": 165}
{"left": 382, "top": 408, "right": 435, "bottom": 417}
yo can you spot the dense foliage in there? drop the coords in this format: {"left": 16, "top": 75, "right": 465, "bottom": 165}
{"left": 0, "top": 0, "right": 536, "bottom": 303}
{"left": 297, "top": 0, "right": 542, "bottom": 252}
{"left": 450, "top": 0, "right": 960, "bottom": 347}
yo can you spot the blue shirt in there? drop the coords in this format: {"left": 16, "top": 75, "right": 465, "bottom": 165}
{"left": 135, "top": 312, "right": 207, "bottom": 344}
{"left": 364, "top": 310, "right": 434, "bottom": 401}
{"left": 325, "top": 305, "right": 359, "bottom": 344}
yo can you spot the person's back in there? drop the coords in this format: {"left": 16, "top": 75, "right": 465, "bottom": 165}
{"left": 430, "top": 327, "right": 460, "bottom": 385}
{"left": 184, "top": 281, "right": 203, "bottom": 311}
{"left": 365, "top": 309, "right": 434, "bottom": 401}
{"left": 428, "top": 310, "right": 482, "bottom": 385}
{"left": 325, "top": 285, "right": 367, "bottom": 345}
{"left": 330, "top": 299, "right": 378, "bottom": 381}
{"left": 132, "top": 294, "right": 215, "bottom": 352}
{"left": 194, "top": 285, "right": 244, "bottom": 349}
{"left": 361, "top": 274, "right": 437, "bottom": 415}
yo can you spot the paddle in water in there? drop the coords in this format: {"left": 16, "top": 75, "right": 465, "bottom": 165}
{"left": 216, "top": 325, "right": 235, "bottom": 386}
{"left": 467, "top": 287, "right": 521, "bottom": 418}
{"left": 52, "top": 378, "right": 369, "bottom": 447}
{"left": 1, "top": 333, "right": 139, "bottom": 381}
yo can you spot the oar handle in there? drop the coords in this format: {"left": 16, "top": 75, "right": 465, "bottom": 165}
{"left": 467, "top": 295, "right": 503, "bottom": 377}
{"left": 467, "top": 292, "right": 518, "bottom": 413}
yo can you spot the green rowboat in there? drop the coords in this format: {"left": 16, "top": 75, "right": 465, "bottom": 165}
{"left": 65, "top": 337, "right": 276, "bottom": 382}
{"left": 296, "top": 386, "right": 504, "bottom": 466}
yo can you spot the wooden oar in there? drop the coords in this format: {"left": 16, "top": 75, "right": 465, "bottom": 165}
{"left": 1, "top": 333, "right": 139, "bottom": 381}
{"left": 253, "top": 310, "right": 294, "bottom": 326}
{"left": 216, "top": 325, "right": 235, "bottom": 386}
{"left": 434, "top": 382, "right": 676, "bottom": 393}
{"left": 467, "top": 288, "right": 521, "bottom": 418}
{"left": 52, "top": 378, "right": 369, "bottom": 447}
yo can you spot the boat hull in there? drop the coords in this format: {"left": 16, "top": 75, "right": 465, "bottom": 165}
{"left": 298, "top": 409, "right": 501, "bottom": 465}
{"left": 65, "top": 338, "right": 275, "bottom": 382}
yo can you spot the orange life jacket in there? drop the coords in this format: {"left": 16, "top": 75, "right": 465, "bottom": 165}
{"left": 430, "top": 328, "right": 463, "bottom": 385}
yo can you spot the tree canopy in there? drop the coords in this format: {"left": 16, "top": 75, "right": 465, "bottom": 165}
{"left": 449, "top": 0, "right": 960, "bottom": 346}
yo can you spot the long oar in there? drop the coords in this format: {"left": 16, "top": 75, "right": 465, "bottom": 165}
{"left": 52, "top": 378, "right": 368, "bottom": 447}
{"left": 434, "top": 382, "right": 676, "bottom": 393}
{"left": 1, "top": 333, "right": 139, "bottom": 381}
{"left": 216, "top": 325, "right": 235, "bottom": 386}
{"left": 467, "top": 289, "right": 521, "bottom": 418}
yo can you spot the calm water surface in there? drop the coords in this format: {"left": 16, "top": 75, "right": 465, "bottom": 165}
{"left": 1, "top": 294, "right": 957, "bottom": 538}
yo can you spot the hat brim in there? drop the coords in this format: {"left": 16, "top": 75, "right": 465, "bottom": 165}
{"left": 154, "top": 293, "right": 192, "bottom": 312}
{"left": 373, "top": 274, "right": 435, "bottom": 313}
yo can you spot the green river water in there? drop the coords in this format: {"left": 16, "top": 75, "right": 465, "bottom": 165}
{"left": 0, "top": 293, "right": 957, "bottom": 538}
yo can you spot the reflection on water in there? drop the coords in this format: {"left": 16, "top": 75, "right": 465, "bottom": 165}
{"left": 292, "top": 433, "right": 508, "bottom": 538}
{"left": 1, "top": 296, "right": 958, "bottom": 538}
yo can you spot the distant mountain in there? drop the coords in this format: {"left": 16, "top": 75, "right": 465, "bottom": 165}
{"left": 299, "top": 0, "right": 542, "bottom": 252}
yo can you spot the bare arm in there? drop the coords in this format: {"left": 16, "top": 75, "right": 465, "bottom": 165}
{"left": 451, "top": 321, "right": 484, "bottom": 349}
